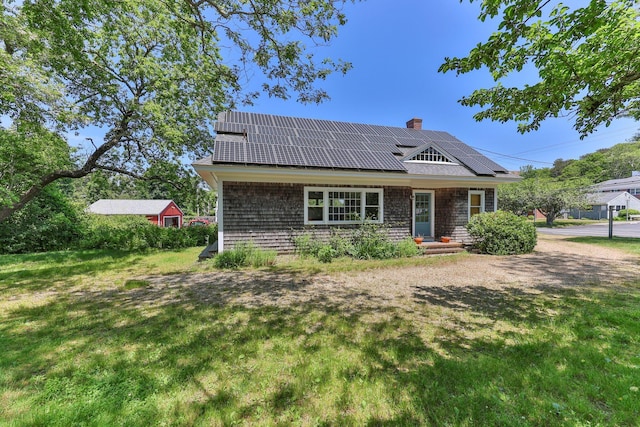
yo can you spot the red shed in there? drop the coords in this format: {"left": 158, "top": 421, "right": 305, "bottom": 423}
{"left": 87, "top": 199, "right": 184, "bottom": 227}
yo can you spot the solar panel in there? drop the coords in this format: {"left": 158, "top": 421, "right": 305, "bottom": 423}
{"left": 246, "top": 143, "right": 276, "bottom": 165}
{"left": 368, "top": 142, "right": 403, "bottom": 154}
{"left": 296, "top": 137, "right": 331, "bottom": 148}
{"left": 330, "top": 140, "right": 366, "bottom": 151}
{"left": 249, "top": 134, "right": 291, "bottom": 145}
{"left": 212, "top": 111, "right": 509, "bottom": 175}
{"left": 394, "top": 137, "right": 424, "bottom": 147}
{"left": 213, "top": 140, "right": 246, "bottom": 163}
{"left": 272, "top": 144, "right": 307, "bottom": 166}
{"left": 295, "top": 128, "right": 334, "bottom": 140}
{"left": 332, "top": 132, "right": 363, "bottom": 142}
{"left": 300, "top": 146, "right": 331, "bottom": 167}
{"left": 215, "top": 122, "right": 252, "bottom": 134}
{"left": 255, "top": 125, "right": 292, "bottom": 136}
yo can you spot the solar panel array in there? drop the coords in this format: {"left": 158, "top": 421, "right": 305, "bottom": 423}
{"left": 211, "top": 111, "right": 509, "bottom": 175}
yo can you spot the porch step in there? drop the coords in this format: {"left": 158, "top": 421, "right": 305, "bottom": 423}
{"left": 418, "top": 241, "right": 466, "bottom": 255}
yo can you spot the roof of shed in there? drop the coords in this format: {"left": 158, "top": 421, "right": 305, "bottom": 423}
{"left": 202, "top": 111, "right": 511, "bottom": 177}
{"left": 87, "top": 199, "right": 179, "bottom": 216}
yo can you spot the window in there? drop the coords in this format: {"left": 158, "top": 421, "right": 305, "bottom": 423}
{"left": 305, "top": 187, "right": 383, "bottom": 224}
{"left": 407, "top": 146, "right": 455, "bottom": 163}
{"left": 469, "top": 190, "right": 485, "bottom": 218}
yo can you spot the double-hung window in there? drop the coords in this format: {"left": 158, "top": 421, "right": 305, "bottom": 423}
{"left": 469, "top": 190, "right": 485, "bottom": 218}
{"left": 305, "top": 187, "right": 383, "bottom": 224}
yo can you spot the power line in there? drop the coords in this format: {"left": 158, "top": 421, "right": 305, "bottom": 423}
{"left": 470, "top": 146, "right": 554, "bottom": 165}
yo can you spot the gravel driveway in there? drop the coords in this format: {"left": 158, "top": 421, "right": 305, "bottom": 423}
{"left": 142, "top": 235, "right": 639, "bottom": 315}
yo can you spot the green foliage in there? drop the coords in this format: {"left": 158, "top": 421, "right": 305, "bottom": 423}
{"left": 80, "top": 215, "right": 217, "bottom": 251}
{"left": 3, "top": 246, "right": 640, "bottom": 425}
{"left": 0, "top": 183, "right": 84, "bottom": 254}
{"left": 466, "top": 211, "right": 537, "bottom": 255}
{"left": 350, "top": 223, "right": 397, "bottom": 260}
{"left": 1, "top": 0, "right": 355, "bottom": 221}
{"left": 213, "top": 242, "right": 276, "bottom": 269}
{"left": 293, "top": 224, "right": 419, "bottom": 262}
{"left": 499, "top": 178, "right": 590, "bottom": 226}
{"left": 292, "top": 232, "right": 324, "bottom": 257}
{"left": 440, "top": 1, "right": 640, "bottom": 137}
{"left": 0, "top": 126, "right": 72, "bottom": 208}
{"left": 614, "top": 209, "right": 640, "bottom": 221}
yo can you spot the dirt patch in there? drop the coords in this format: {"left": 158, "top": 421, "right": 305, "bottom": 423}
{"left": 132, "top": 235, "right": 639, "bottom": 315}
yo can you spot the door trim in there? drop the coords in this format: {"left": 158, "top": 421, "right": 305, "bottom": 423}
{"left": 412, "top": 190, "right": 435, "bottom": 238}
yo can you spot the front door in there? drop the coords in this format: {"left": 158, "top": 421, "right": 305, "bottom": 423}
{"left": 414, "top": 192, "right": 432, "bottom": 238}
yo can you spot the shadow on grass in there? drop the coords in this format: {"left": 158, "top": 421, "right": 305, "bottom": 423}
{"left": 3, "top": 272, "right": 640, "bottom": 425}
{"left": 0, "top": 250, "right": 142, "bottom": 291}
{"left": 3, "top": 241, "right": 640, "bottom": 425}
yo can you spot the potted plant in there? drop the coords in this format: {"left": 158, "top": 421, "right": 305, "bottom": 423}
{"left": 414, "top": 236, "right": 424, "bottom": 244}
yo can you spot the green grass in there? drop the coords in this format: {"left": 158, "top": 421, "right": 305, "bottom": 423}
{"left": 1, "top": 248, "right": 640, "bottom": 425}
{"left": 567, "top": 236, "right": 640, "bottom": 256}
{"left": 533, "top": 218, "right": 608, "bottom": 228}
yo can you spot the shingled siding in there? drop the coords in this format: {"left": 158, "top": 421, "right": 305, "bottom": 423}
{"left": 434, "top": 187, "right": 495, "bottom": 243}
{"left": 222, "top": 182, "right": 412, "bottom": 253}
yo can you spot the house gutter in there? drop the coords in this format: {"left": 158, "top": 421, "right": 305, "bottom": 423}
{"left": 193, "top": 164, "right": 521, "bottom": 187}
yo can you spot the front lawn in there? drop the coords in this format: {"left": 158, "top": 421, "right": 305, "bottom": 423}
{"left": 1, "top": 248, "right": 639, "bottom": 425}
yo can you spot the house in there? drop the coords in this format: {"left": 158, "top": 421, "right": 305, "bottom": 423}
{"left": 192, "top": 112, "right": 520, "bottom": 253}
{"left": 87, "top": 199, "right": 184, "bottom": 227}
{"left": 569, "top": 191, "right": 640, "bottom": 220}
{"left": 592, "top": 172, "right": 640, "bottom": 197}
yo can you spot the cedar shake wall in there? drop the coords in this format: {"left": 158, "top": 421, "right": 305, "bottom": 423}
{"left": 222, "top": 182, "right": 412, "bottom": 253}
{"left": 434, "top": 187, "right": 495, "bottom": 243}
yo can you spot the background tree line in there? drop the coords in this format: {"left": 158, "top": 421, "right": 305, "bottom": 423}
{"left": 499, "top": 134, "right": 640, "bottom": 225}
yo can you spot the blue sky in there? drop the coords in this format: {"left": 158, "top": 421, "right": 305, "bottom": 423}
{"left": 241, "top": 0, "right": 639, "bottom": 171}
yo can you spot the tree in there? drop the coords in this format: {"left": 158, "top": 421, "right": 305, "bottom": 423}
{"left": 499, "top": 178, "right": 590, "bottom": 225}
{"left": 439, "top": 1, "right": 640, "bottom": 137}
{"left": 1, "top": 0, "right": 355, "bottom": 222}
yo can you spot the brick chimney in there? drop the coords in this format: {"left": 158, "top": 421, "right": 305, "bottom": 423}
{"left": 406, "top": 118, "right": 423, "bottom": 130}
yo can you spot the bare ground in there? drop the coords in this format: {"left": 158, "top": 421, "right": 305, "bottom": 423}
{"left": 131, "top": 235, "right": 640, "bottom": 318}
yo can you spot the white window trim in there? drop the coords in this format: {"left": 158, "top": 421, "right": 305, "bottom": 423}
{"left": 304, "top": 187, "right": 384, "bottom": 225}
{"left": 405, "top": 160, "right": 459, "bottom": 165}
{"left": 163, "top": 215, "right": 181, "bottom": 228}
{"left": 468, "top": 190, "right": 485, "bottom": 219}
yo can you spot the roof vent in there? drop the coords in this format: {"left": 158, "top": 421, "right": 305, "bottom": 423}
{"left": 406, "top": 118, "right": 422, "bottom": 130}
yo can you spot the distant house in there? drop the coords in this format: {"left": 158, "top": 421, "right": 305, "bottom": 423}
{"left": 569, "top": 192, "right": 640, "bottom": 220}
{"left": 592, "top": 172, "right": 640, "bottom": 197}
{"left": 87, "top": 199, "right": 184, "bottom": 227}
{"left": 192, "top": 111, "right": 519, "bottom": 253}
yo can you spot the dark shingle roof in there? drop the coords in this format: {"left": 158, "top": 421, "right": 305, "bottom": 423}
{"left": 208, "top": 111, "right": 510, "bottom": 176}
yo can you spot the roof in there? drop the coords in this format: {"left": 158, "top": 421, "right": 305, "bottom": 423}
{"left": 593, "top": 176, "right": 640, "bottom": 192}
{"left": 87, "top": 199, "right": 181, "bottom": 216}
{"left": 197, "top": 111, "right": 512, "bottom": 177}
{"left": 587, "top": 191, "right": 631, "bottom": 205}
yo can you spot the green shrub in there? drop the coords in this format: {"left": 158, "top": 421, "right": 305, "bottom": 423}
{"left": 350, "top": 223, "right": 396, "bottom": 259}
{"left": 213, "top": 242, "right": 276, "bottom": 269}
{"left": 0, "top": 184, "right": 85, "bottom": 254}
{"left": 615, "top": 209, "right": 640, "bottom": 221}
{"left": 292, "top": 233, "right": 323, "bottom": 257}
{"left": 80, "top": 215, "right": 218, "bottom": 251}
{"left": 293, "top": 223, "right": 420, "bottom": 262}
{"left": 328, "top": 229, "right": 354, "bottom": 257}
{"left": 394, "top": 237, "right": 421, "bottom": 258}
{"left": 317, "top": 245, "right": 338, "bottom": 263}
{"left": 466, "top": 210, "right": 537, "bottom": 255}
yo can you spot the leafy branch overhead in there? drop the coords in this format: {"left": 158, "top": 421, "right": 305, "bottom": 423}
{"left": 440, "top": 0, "right": 640, "bottom": 137}
{"left": 0, "top": 0, "right": 355, "bottom": 221}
